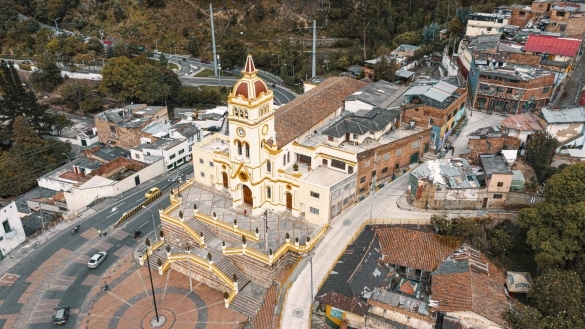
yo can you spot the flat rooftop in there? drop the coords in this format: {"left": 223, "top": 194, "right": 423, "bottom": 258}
{"left": 302, "top": 166, "right": 352, "bottom": 188}
{"left": 197, "top": 136, "right": 230, "bottom": 153}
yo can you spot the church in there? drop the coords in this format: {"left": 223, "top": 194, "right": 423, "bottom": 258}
{"left": 193, "top": 55, "right": 367, "bottom": 225}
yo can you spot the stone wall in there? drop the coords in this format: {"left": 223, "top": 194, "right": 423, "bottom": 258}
{"left": 171, "top": 259, "right": 231, "bottom": 293}
{"left": 467, "top": 136, "right": 521, "bottom": 164}
{"left": 94, "top": 115, "right": 150, "bottom": 149}
{"left": 161, "top": 220, "right": 200, "bottom": 248}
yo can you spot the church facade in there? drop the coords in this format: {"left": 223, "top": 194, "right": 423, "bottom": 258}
{"left": 192, "top": 55, "right": 365, "bottom": 225}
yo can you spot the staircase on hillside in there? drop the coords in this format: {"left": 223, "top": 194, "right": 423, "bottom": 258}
{"left": 230, "top": 282, "right": 267, "bottom": 318}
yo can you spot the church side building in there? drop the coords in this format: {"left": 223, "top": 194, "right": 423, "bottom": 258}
{"left": 193, "top": 55, "right": 366, "bottom": 225}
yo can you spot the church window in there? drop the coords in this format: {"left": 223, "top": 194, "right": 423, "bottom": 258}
{"left": 267, "top": 186, "right": 272, "bottom": 198}
{"left": 245, "top": 143, "right": 250, "bottom": 158}
{"left": 245, "top": 110, "right": 249, "bottom": 119}
{"left": 233, "top": 107, "right": 237, "bottom": 116}
{"left": 267, "top": 160, "right": 271, "bottom": 172}
{"left": 237, "top": 141, "right": 242, "bottom": 155}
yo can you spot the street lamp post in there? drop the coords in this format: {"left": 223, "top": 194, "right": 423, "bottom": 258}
{"left": 62, "top": 153, "right": 70, "bottom": 163}
{"left": 142, "top": 206, "right": 159, "bottom": 242}
{"left": 38, "top": 204, "right": 47, "bottom": 242}
{"left": 155, "top": 39, "right": 159, "bottom": 51}
{"left": 309, "top": 253, "right": 314, "bottom": 299}
{"left": 54, "top": 17, "right": 61, "bottom": 32}
{"left": 263, "top": 210, "right": 268, "bottom": 254}
{"left": 217, "top": 55, "right": 221, "bottom": 86}
{"left": 144, "top": 238, "right": 160, "bottom": 323}
{"left": 186, "top": 243, "right": 192, "bottom": 291}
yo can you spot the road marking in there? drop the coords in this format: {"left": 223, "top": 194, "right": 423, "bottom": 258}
{"left": 139, "top": 221, "right": 148, "bottom": 228}
{"left": 105, "top": 212, "right": 118, "bottom": 218}
{"left": 111, "top": 207, "right": 118, "bottom": 213}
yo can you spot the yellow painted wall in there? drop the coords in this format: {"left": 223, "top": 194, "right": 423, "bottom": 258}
{"left": 325, "top": 304, "right": 345, "bottom": 326}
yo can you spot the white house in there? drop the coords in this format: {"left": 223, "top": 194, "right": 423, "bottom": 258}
{"left": 140, "top": 122, "right": 172, "bottom": 145}
{"left": 169, "top": 122, "right": 201, "bottom": 148}
{"left": 541, "top": 107, "right": 585, "bottom": 149}
{"left": 76, "top": 128, "right": 100, "bottom": 147}
{"left": 130, "top": 138, "right": 190, "bottom": 171}
{"left": 465, "top": 13, "right": 510, "bottom": 37}
{"left": 0, "top": 201, "right": 26, "bottom": 257}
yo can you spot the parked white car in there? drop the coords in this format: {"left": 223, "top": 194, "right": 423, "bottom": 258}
{"left": 88, "top": 252, "right": 107, "bottom": 268}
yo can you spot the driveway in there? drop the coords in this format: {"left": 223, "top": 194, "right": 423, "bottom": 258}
{"left": 554, "top": 49, "right": 585, "bottom": 107}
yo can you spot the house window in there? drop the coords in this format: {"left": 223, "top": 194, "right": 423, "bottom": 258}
{"left": 147, "top": 152, "right": 151, "bottom": 156}
{"left": 360, "top": 176, "right": 366, "bottom": 183}
{"left": 396, "top": 149, "right": 402, "bottom": 156}
{"left": 209, "top": 161, "right": 214, "bottom": 167}
{"left": 412, "top": 141, "right": 420, "bottom": 149}
{"left": 267, "top": 160, "right": 271, "bottom": 172}
{"left": 348, "top": 166, "right": 354, "bottom": 174}
{"left": 287, "top": 151, "right": 290, "bottom": 163}
{"left": 365, "top": 160, "right": 371, "bottom": 168}
{"left": 167, "top": 164, "right": 174, "bottom": 169}
{"left": 371, "top": 170, "right": 376, "bottom": 178}
{"left": 2, "top": 220, "right": 12, "bottom": 233}
{"left": 429, "top": 118, "right": 435, "bottom": 125}
{"left": 322, "top": 159, "right": 328, "bottom": 166}
{"left": 447, "top": 113, "right": 452, "bottom": 121}
{"left": 179, "top": 149, "right": 185, "bottom": 155}
{"left": 170, "top": 154, "right": 176, "bottom": 160}
{"left": 556, "top": 11, "right": 565, "bottom": 17}
{"left": 109, "top": 125, "right": 116, "bottom": 133}
{"left": 560, "top": 25, "right": 566, "bottom": 31}
{"left": 310, "top": 191, "right": 320, "bottom": 199}
{"left": 283, "top": 155, "right": 286, "bottom": 166}
{"left": 309, "top": 207, "right": 319, "bottom": 215}
{"left": 519, "top": 11, "right": 526, "bottom": 16}
{"left": 543, "top": 87, "right": 550, "bottom": 94}
{"left": 328, "top": 136, "right": 334, "bottom": 142}
{"left": 135, "top": 154, "right": 140, "bottom": 159}
{"left": 395, "top": 163, "right": 400, "bottom": 170}
{"left": 331, "top": 159, "right": 346, "bottom": 170}
{"left": 267, "top": 186, "right": 271, "bottom": 198}
{"left": 199, "top": 158, "right": 204, "bottom": 164}
{"left": 487, "top": 27, "right": 493, "bottom": 31}
{"left": 353, "top": 134, "right": 359, "bottom": 139}
{"left": 493, "top": 194, "right": 503, "bottom": 199}
{"left": 507, "top": 88, "right": 513, "bottom": 94}
{"left": 383, "top": 153, "right": 390, "bottom": 160}
{"left": 200, "top": 172, "right": 205, "bottom": 177}
{"left": 497, "top": 182, "right": 504, "bottom": 187}
{"left": 382, "top": 167, "right": 388, "bottom": 173}
{"left": 359, "top": 187, "right": 366, "bottom": 193}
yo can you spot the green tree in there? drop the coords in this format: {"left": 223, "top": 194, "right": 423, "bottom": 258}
{"left": 0, "top": 60, "right": 56, "bottom": 136}
{"left": 393, "top": 31, "right": 422, "bottom": 48}
{"left": 80, "top": 98, "right": 103, "bottom": 112}
{"left": 519, "top": 163, "right": 585, "bottom": 268}
{"left": 422, "top": 22, "right": 440, "bottom": 44}
{"left": 447, "top": 17, "right": 464, "bottom": 37}
{"left": 0, "top": 116, "right": 71, "bottom": 196}
{"left": 372, "top": 46, "right": 399, "bottom": 82}
{"left": 158, "top": 53, "right": 168, "bottom": 67}
{"left": 504, "top": 301, "right": 543, "bottom": 329}
{"left": 530, "top": 269, "right": 583, "bottom": 323}
{"left": 525, "top": 131, "right": 560, "bottom": 183}
{"left": 30, "top": 58, "right": 62, "bottom": 91}
{"left": 113, "top": 2, "right": 126, "bottom": 22}
{"left": 98, "top": 57, "right": 140, "bottom": 102}
{"left": 60, "top": 80, "right": 90, "bottom": 110}
{"left": 220, "top": 39, "right": 246, "bottom": 70}
{"left": 186, "top": 37, "right": 199, "bottom": 57}
{"left": 255, "top": 3, "right": 266, "bottom": 22}
{"left": 52, "top": 113, "right": 73, "bottom": 136}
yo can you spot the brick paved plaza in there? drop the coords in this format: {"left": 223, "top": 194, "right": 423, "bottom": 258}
{"left": 81, "top": 251, "right": 247, "bottom": 329}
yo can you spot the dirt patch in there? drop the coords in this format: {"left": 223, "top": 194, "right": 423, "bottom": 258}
{"left": 510, "top": 158, "right": 537, "bottom": 185}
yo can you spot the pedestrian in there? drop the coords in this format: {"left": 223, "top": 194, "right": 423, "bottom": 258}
{"left": 98, "top": 229, "right": 102, "bottom": 237}
{"left": 103, "top": 231, "right": 107, "bottom": 237}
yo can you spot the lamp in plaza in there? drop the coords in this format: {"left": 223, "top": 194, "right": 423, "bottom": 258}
{"left": 263, "top": 210, "right": 269, "bottom": 253}
{"left": 186, "top": 243, "right": 192, "bottom": 291}
{"left": 144, "top": 238, "right": 160, "bottom": 323}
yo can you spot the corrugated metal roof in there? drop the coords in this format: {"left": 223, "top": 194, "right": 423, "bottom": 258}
{"left": 524, "top": 35, "right": 581, "bottom": 57}
{"left": 541, "top": 107, "right": 585, "bottom": 124}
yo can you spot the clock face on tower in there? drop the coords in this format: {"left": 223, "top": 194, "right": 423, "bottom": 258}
{"left": 237, "top": 127, "right": 246, "bottom": 137}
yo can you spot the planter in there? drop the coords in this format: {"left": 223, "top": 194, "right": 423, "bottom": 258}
{"left": 158, "top": 266, "right": 164, "bottom": 276}
{"left": 224, "top": 298, "right": 229, "bottom": 308}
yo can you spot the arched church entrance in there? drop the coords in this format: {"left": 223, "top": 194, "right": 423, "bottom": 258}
{"left": 243, "top": 185, "right": 253, "bottom": 206}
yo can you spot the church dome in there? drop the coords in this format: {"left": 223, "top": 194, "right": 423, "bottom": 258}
{"left": 231, "top": 55, "right": 269, "bottom": 101}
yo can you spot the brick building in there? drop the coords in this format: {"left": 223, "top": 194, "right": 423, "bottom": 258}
{"left": 466, "top": 126, "right": 522, "bottom": 164}
{"left": 508, "top": 4, "right": 533, "bottom": 26}
{"left": 400, "top": 78, "right": 467, "bottom": 152}
{"left": 468, "top": 62, "right": 556, "bottom": 115}
{"left": 94, "top": 104, "right": 168, "bottom": 149}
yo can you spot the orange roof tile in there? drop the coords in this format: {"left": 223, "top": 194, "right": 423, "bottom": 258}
{"left": 377, "top": 228, "right": 460, "bottom": 272}
{"left": 273, "top": 77, "right": 367, "bottom": 149}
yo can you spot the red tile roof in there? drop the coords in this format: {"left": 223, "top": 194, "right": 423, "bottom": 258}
{"left": 501, "top": 112, "right": 544, "bottom": 132}
{"left": 431, "top": 248, "right": 509, "bottom": 327}
{"left": 377, "top": 228, "right": 460, "bottom": 272}
{"left": 273, "top": 77, "right": 367, "bottom": 149}
{"left": 524, "top": 35, "right": 581, "bottom": 57}
{"left": 316, "top": 291, "right": 370, "bottom": 316}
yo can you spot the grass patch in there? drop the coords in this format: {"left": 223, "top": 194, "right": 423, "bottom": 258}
{"left": 169, "top": 63, "right": 178, "bottom": 70}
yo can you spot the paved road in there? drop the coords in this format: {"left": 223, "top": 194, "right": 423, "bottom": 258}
{"left": 0, "top": 165, "right": 192, "bottom": 329}
{"left": 554, "top": 48, "right": 585, "bottom": 107}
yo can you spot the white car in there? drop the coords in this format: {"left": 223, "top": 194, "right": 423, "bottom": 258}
{"left": 153, "top": 50, "right": 161, "bottom": 55}
{"left": 88, "top": 252, "right": 107, "bottom": 268}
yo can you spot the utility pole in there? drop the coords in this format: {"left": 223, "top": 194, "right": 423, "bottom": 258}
{"left": 210, "top": 4, "right": 218, "bottom": 76}
{"left": 370, "top": 151, "right": 378, "bottom": 221}
{"left": 312, "top": 20, "right": 316, "bottom": 78}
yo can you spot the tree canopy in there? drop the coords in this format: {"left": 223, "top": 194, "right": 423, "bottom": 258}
{"left": 519, "top": 163, "right": 585, "bottom": 268}
{"left": 525, "top": 131, "right": 560, "bottom": 183}
{"left": 99, "top": 56, "right": 180, "bottom": 104}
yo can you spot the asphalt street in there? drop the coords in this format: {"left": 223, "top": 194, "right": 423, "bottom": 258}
{"left": 0, "top": 164, "right": 192, "bottom": 329}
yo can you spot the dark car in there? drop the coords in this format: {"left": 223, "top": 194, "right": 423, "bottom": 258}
{"left": 21, "top": 60, "right": 31, "bottom": 65}
{"left": 53, "top": 306, "right": 70, "bottom": 325}
{"left": 208, "top": 126, "right": 221, "bottom": 132}
{"left": 201, "top": 58, "right": 210, "bottom": 64}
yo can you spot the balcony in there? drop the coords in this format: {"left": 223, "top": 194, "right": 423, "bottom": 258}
{"left": 4, "top": 228, "right": 17, "bottom": 239}
{"left": 540, "top": 59, "right": 569, "bottom": 68}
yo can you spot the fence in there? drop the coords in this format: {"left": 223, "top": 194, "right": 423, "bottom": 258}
{"left": 114, "top": 191, "right": 161, "bottom": 227}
